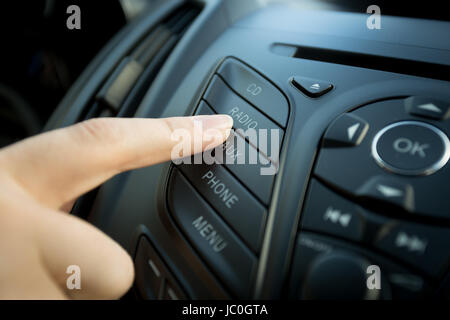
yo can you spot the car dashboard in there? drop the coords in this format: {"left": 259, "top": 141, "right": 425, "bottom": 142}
{"left": 45, "top": 0, "right": 450, "bottom": 299}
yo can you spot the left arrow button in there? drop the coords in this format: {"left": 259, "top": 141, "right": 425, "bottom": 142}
{"left": 323, "top": 113, "right": 369, "bottom": 148}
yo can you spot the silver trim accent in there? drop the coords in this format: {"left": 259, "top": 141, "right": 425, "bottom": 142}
{"left": 148, "top": 259, "right": 161, "bottom": 277}
{"left": 167, "top": 288, "right": 179, "bottom": 300}
{"left": 371, "top": 121, "right": 450, "bottom": 176}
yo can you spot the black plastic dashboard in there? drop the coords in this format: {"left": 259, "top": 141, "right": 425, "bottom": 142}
{"left": 45, "top": 0, "right": 450, "bottom": 299}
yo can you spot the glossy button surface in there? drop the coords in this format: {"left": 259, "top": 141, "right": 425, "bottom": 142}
{"left": 405, "top": 96, "right": 450, "bottom": 121}
{"left": 204, "top": 75, "right": 284, "bottom": 151}
{"left": 217, "top": 131, "right": 278, "bottom": 205}
{"left": 195, "top": 101, "right": 278, "bottom": 205}
{"left": 372, "top": 121, "right": 450, "bottom": 176}
{"left": 323, "top": 113, "right": 369, "bottom": 147}
{"left": 301, "top": 179, "right": 366, "bottom": 242}
{"left": 168, "top": 169, "right": 256, "bottom": 298}
{"left": 290, "top": 76, "right": 333, "bottom": 98}
{"left": 178, "top": 162, "right": 267, "bottom": 253}
{"left": 217, "top": 58, "right": 289, "bottom": 127}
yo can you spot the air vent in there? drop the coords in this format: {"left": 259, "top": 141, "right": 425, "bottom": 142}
{"left": 81, "top": 2, "right": 201, "bottom": 121}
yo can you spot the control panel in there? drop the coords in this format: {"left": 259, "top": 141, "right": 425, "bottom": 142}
{"left": 43, "top": 0, "right": 450, "bottom": 300}
{"left": 162, "top": 54, "right": 450, "bottom": 299}
{"left": 167, "top": 57, "right": 290, "bottom": 298}
{"left": 292, "top": 96, "right": 450, "bottom": 299}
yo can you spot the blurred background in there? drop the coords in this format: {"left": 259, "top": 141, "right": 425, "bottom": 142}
{"left": 0, "top": 0, "right": 446, "bottom": 148}
{"left": 0, "top": 0, "right": 153, "bottom": 147}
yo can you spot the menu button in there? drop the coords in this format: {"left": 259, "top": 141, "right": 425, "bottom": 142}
{"left": 192, "top": 216, "right": 228, "bottom": 253}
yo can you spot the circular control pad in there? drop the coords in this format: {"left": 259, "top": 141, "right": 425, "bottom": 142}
{"left": 372, "top": 121, "right": 450, "bottom": 176}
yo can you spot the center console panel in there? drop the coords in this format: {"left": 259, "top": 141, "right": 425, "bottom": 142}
{"left": 69, "top": 1, "right": 450, "bottom": 299}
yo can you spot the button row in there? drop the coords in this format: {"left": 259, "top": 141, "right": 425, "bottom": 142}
{"left": 323, "top": 111, "right": 450, "bottom": 176}
{"left": 168, "top": 169, "right": 256, "bottom": 298}
{"left": 204, "top": 75, "right": 284, "bottom": 157}
{"left": 301, "top": 180, "right": 450, "bottom": 278}
{"left": 178, "top": 161, "right": 267, "bottom": 253}
{"left": 166, "top": 58, "right": 289, "bottom": 298}
{"left": 202, "top": 59, "right": 285, "bottom": 205}
{"left": 290, "top": 232, "right": 430, "bottom": 299}
{"left": 217, "top": 58, "right": 289, "bottom": 127}
{"left": 195, "top": 101, "right": 277, "bottom": 205}
{"left": 315, "top": 97, "right": 450, "bottom": 220}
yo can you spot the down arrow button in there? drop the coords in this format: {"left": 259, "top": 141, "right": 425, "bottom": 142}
{"left": 357, "top": 176, "right": 415, "bottom": 212}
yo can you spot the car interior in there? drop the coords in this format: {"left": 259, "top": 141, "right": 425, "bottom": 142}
{"left": 2, "top": 0, "right": 450, "bottom": 300}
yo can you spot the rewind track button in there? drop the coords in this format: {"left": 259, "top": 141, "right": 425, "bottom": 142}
{"left": 301, "top": 179, "right": 366, "bottom": 242}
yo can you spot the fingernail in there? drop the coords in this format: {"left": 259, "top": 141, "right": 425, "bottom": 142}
{"left": 192, "top": 114, "right": 233, "bottom": 130}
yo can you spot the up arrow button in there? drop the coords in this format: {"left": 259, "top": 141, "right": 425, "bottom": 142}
{"left": 418, "top": 103, "right": 442, "bottom": 113}
{"left": 405, "top": 96, "right": 450, "bottom": 120}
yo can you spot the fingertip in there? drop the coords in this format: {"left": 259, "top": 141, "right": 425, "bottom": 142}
{"left": 220, "top": 114, "right": 234, "bottom": 129}
{"left": 191, "top": 114, "right": 233, "bottom": 130}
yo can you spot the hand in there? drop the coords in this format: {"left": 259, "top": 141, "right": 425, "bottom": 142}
{"left": 0, "top": 115, "right": 232, "bottom": 299}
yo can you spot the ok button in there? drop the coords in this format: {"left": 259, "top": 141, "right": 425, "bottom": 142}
{"left": 372, "top": 121, "right": 450, "bottom": 176}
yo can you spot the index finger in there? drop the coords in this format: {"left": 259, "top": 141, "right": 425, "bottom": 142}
{"left": 0, "top": 115, "right": 232, "bottom": 209}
